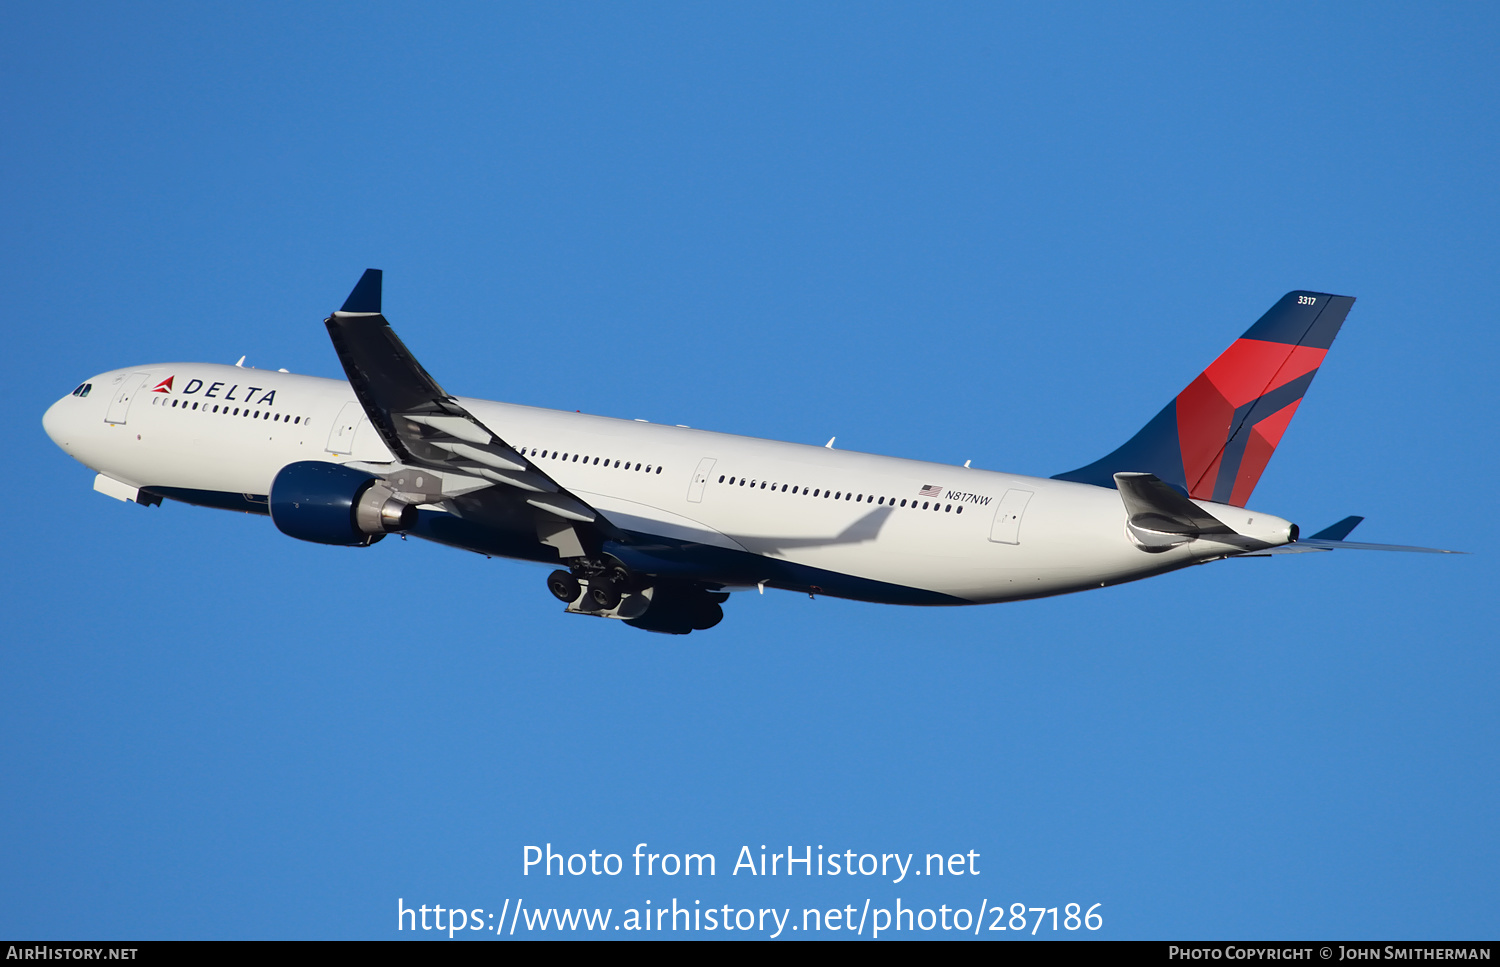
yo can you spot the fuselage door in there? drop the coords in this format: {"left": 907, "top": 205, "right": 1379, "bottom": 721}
{"left": 104, "top": 372, "right": 151, "bottom": 425}
{"left": 686, "top": 457, "right": 717, "bottom": 503}
{"left": 325, "top": 402, "right": 365, "bottom": 455}
{"left": 988, "top": 489, "right": 1034, "bottom": 544}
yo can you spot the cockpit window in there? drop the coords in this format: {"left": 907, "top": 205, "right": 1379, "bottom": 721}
{"left": 71, "top": 383, "right": 92, "bottom": 397}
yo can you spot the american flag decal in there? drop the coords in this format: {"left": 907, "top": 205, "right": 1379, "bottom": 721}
{"left": 918, "top": 484, "right": 942, "bottom": 497}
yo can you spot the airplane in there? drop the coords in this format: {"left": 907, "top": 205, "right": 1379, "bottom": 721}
{"left": 41, "top": 271, "right": 1458, "bottom": 634}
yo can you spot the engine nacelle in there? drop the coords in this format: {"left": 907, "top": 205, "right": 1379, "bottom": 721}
{"left": 269, "top": 461, "right": 417, "bottom": 547}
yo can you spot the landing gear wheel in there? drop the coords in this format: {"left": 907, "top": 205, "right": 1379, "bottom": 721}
{"left": 547, "top": 570, "right": 581, "bottom": 603}
{"left": 587, "top": 580, "right": 622, "bottom": 611}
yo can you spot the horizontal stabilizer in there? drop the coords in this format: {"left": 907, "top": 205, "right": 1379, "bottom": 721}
{"left": 1236, "top": 515, "right": 1461, "bottom": 555}
{"left": 1309, "top": 515, "right": 1364, "bottom": 541}
{"left": 1239, "top": 537, "right": 1462, "bottom": 556}
{"left": 1303, "top": 539, "right": 1461, "bottom": 553}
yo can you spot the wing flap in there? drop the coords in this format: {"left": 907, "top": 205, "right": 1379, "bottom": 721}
{"left": 471, "top": 466, "right": 559, "bottom": 494}
{"left": 427, "top": 439, "right": 529, "bottom": 473}
{"left": 401, "top": 412, "right": 493, "bottom": 445}
{"left": 526, "top": 493, "right": 597, "bottom": 523}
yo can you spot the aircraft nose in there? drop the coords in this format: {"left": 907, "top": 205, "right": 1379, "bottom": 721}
{"left": 43, "top": 396, "right": 72, "bottom": 449}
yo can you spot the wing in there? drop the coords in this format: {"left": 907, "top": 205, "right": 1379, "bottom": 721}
{"left": 323, "top": 269, "right": 624, "bottom": 554}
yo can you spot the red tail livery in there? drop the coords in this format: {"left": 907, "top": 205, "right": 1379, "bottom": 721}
{"left": 1054, "top": 291, "right": 1355, "bottom": 506}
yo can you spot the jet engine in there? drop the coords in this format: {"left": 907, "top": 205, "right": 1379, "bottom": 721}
{"left": 269, "top": 460, "right": 417, "bottom": 546}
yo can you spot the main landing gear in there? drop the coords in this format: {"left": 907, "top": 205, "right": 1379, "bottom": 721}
{"left": 545, "top": 566, "right": 727, "bottom": 635}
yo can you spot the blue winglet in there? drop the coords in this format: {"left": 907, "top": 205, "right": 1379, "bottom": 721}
{"left": 1309, "top": 516, "right": 1364, "bottom": 541}
{"left": 340, "top": 269, "right": 383, "bottom": 313}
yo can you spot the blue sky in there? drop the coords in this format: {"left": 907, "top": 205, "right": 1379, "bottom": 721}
{"left": 3, "top": 4, "right": 1496, "bottom": 939}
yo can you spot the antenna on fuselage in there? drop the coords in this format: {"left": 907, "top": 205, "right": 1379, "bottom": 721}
{"left": 825, "top": 437, "right": 836, "bottom": 449}
{"left": 234, "top": 356, "right": 246, "bottom": 367}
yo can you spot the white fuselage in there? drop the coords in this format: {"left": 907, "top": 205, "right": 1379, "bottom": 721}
{"left": 43, "top": 362, "right": 1297, "bottom": 605}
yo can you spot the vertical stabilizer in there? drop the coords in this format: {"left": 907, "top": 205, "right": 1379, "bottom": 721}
{"left": 1052, "top": 291, "right": 1354, "bottom": 507}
